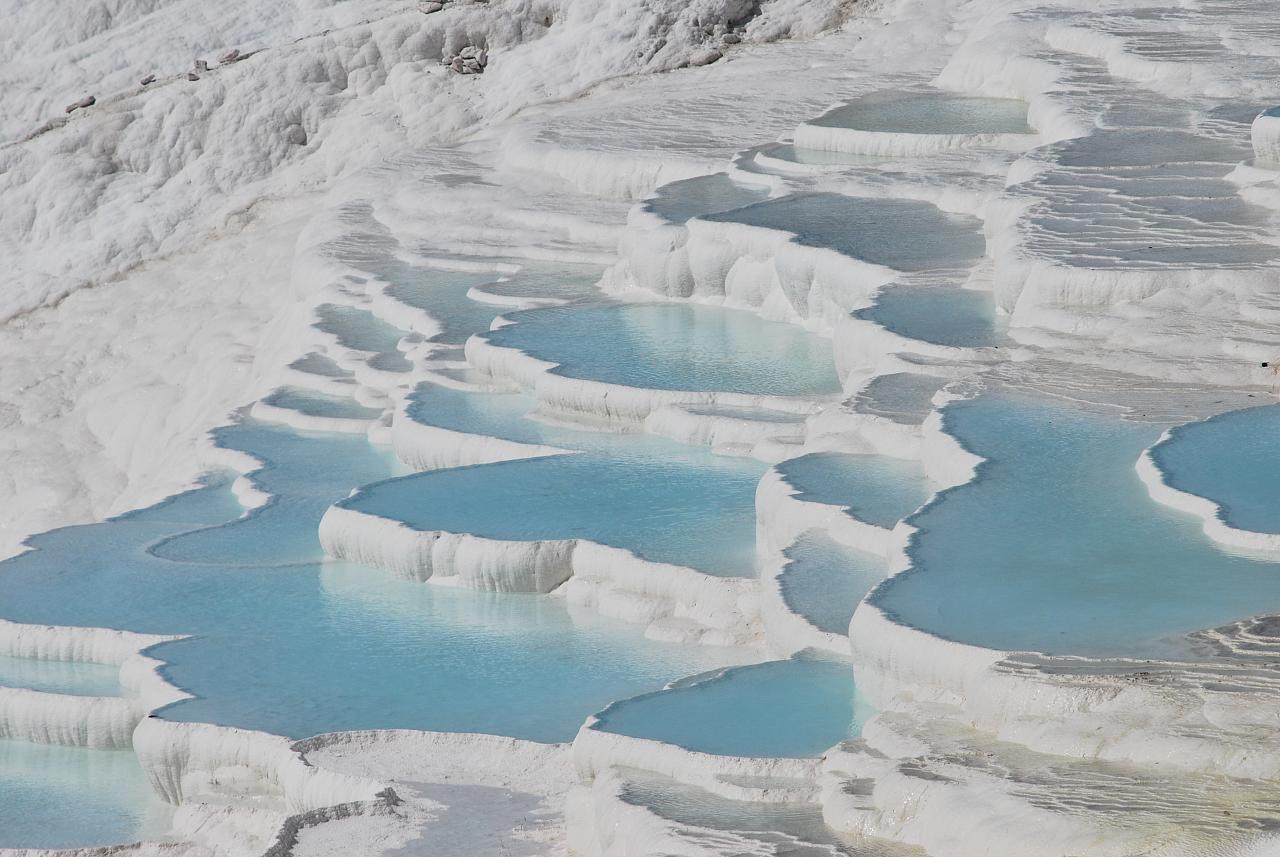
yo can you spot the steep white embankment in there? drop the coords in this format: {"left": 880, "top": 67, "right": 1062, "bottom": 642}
{"left": 608, "top": 205, "right": 897, "bottom": 335}
{"left": 0, "top": 619, "right": 185, "bottom": 750}
{"left": 319, "top": 504, "right": 761, "bottom": 646}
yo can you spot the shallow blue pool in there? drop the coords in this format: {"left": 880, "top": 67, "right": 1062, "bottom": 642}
{"left": 0, "top": 740, "right": 171, "bottom": 849}
{"left": 702, "top": 194, "right": 984, "bottom": 274}
{"left": 0, "top": 423, "right": 743, "bottom": 745}
{"left": 0, "top": 656, "right": 120, "bottom": 697}
{"left": 1149, "top": 405, "right": 1280, "bottom": 535}
{"left": 872, "top": 391, "right": 1280, "bottom": 657}
{"left": 780, "top": 533, "right": 887, "bottom": 635}
{"left": 314, "top": 304, "right": 412, "bottom": 371}
{"left": 481, "top": 303, "right": 841, "bottom": 396}
{"left": 775, "top": 452, "right": 933, "bottom": 529}
{"left": 809, "top": 92, "right": 1032, "bottom": 135}
{"left": 590, "top": 655, "right": 866, "bottom": 758}
{"left": 262, "top": 386, "right": 383, "bottom": 421}
{"left": 388, "top": 383, "right": 766, "bottom": 576}
{"left": 856, "top": 287, "right": 1004, "bottom": 348}
{"left": 855, "top": 373, "right": 946, "bottom": 424}
{"left": 644, "top": 173, "right": 771, "bottom": 224}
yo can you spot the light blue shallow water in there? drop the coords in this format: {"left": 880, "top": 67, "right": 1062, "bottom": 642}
{"left": 857, "top": 287, "right": 1005, "bottom": 348}
{"left": 872, "top": 391, "right": 1280, "bottom": 657}
{"left": 0, "top": 740, "right": 172, "bottom": 848}
{"left": 810, "top": 92, "right": 1032, "bottom": 135}
{"left": 644, "top": 173, "right": 771, "bottom": 224}
{"left": 855, "top": 373, "right": 946, "bottom": 424}
{"left": 0, "top": 423, "right": 742, "bottom": 744}
{"left": 1150, "top": 405, "right": 1280, "bottom": 535}
{"left": 591, "top": 655, "right": 866, "bottom": 758}
{"left": 0, "top": 656, "right": 120, "bottom": 697}
{"left": 262, "top": 387, "right": 383, "bottom": 421}
{"left": 388, "top": 382, "right": 767, "bottom": 575}
{"left": 383, "top": 269, "right": 508, "bottom": 346}
{"left": 780, "top": 532, "right": 887, "bottom": 636}
{"left": 702, "top": 194, "right": 985, "bottom": 274}
{"left": 481, "top": 303, "right": 842, "bottom": 396}
{"left": 775, "top": 452, "right": 933, "bottom": 530}
{"left": 314, "top": 304, "right": 413, "bottom": 372}
{"left": 472, "top": 262, "right": 604, "bottom": 304}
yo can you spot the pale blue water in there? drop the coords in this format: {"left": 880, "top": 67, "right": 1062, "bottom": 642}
{"left": 471, "top": 262, "right": 604, "bottom": 304}
{"left": 0, "top": 423, "right": 741, "bottom": 744}
{"left": 775, "top": 452, "right": 933, "bottom": 530}
{"left": 855, "top": 373, "right": 946, "bottom": 424}
{"left": 0, "top": 655, "right": 120, "bottom": 697}
{"left": 644, "top": 173, "right": 771, "bottom": 223}
{"left": 0, "top": 740, "right": 172, "bottom": 848}
{"left": 779, "top": 532, "right": 887, "bottom": 636}
{"left": 856, "top": 287, "right": 1005, "bottom": 348}
{"left": 1150, "top": 405, "right": 1280, "bottom": 534}
{"left": 314, "top": 304, "right": 412, "bottom": 371}
{"left": 810, "top": 92, "right": 1032, "bottom": 135}
{"left": 262, "top": 387, "right": 383, "bottom": 421}
{"left": 591, "top": 655, "right": 866, "bottom": 758}
{"left": 872, "top": 392, "right": 1280, "bottom": 657}
{"left": 482, "top": 303, "right": 841, "bottom": 396}
{"left": 703, "top": 194, "right": 985, "bottom": 274}
{"left": 289, "top": 353, "right": 353, "bottom": 378}
{"left": 1264, "top": 106, "right": 1280, "bottom": 118}
{"left": 385, "top": 382, "right": 766, "bottom": 575}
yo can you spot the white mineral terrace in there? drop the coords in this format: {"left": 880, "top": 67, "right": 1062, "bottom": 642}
{"left": 4, "top": 0, "right": 1280, "bottom": 854}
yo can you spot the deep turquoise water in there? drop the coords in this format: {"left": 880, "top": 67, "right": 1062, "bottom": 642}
{"left": 1150, "top": 405, "right": 1280, "bottom": 535}
{"left": 482, "top": 302, "right": 842, "bottom": 396}
{"left": 591, "top": 655, "right": 866, "bottom": 758}
{"left": 872, "top": 392, "right": 1280, "bottom": 657}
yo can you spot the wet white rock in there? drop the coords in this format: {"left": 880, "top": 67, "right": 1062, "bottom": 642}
{"left": 418, "top": 0, "right": 444, "bottom": 11}
{"left": 218, "top": 48, "right": 241, "bottom": 64}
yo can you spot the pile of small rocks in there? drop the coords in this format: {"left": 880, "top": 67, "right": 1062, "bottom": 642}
{"left": 443, "top": 45, "right": 488, "bottom": 74}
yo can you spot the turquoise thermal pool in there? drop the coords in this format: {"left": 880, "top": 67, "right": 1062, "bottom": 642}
{"left": 872, "top": 391, "right": 1280, "bottom": 657}
{"left": 1149, "top": 405, "right": 1280, "bottom": 536}
{"left": 480, "top": 302, "right": 843, "bottom": 396}
{"left": 589, "top": 656, "right": 867, "bottom": 758}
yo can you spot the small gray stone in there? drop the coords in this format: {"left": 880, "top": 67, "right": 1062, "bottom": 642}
{"left": 419, "top": 1, "right": 443, "bottom": 12}
{"left": 219, "top": 48, "right": 241, "bottom": 64}
{"left": 688, "top": 48, "right": 722, "bottom": 67}
{"left": 140, "top": 74, "right": 156, "bottom": 86}
{"left": 186, "top": 72, "right": 200, "bottom": 81}
{"left": 64, "top": 95, "right": 95, "bottom": 114}
{"left": 194, "top": 59, "right": 208, "bottom": 72}
{"left": 722, "top": 33, "right": 741, "bottom": 44}
{"left": 459, "top": 45, "right": 480, "bottom": 59}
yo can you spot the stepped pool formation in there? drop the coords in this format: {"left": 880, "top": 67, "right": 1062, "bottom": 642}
{"left": 9, "top": 2, "right": 1280, "bottom": 856}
